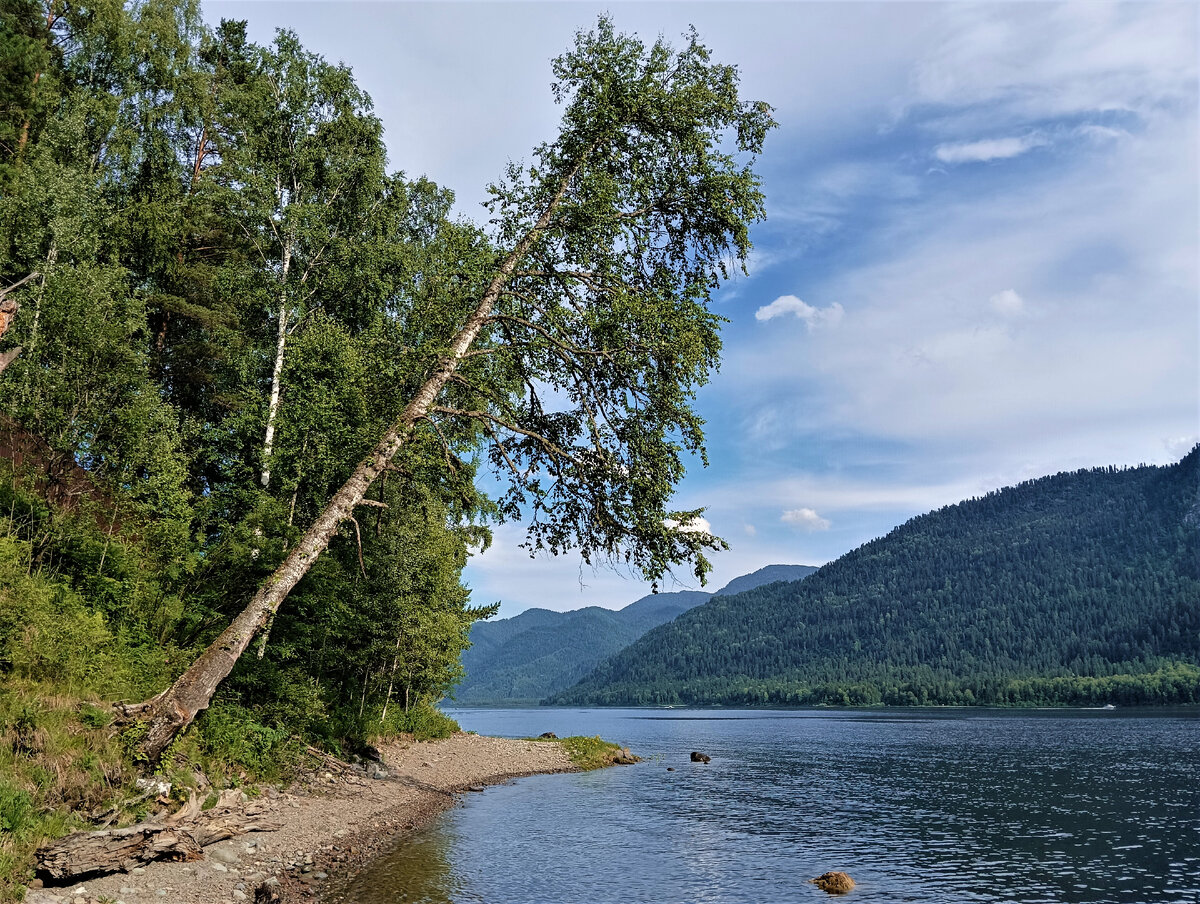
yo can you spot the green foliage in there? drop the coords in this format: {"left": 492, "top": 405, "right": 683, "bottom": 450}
{"left": 194, "top": 704, "right": 300, "bottom": 783}
{"left": 552, "top": 735, "right": 626, "bottom": 771}
{"left": 381, "top": 703, "right": 460, "bottom": 742}
{"left": 555, "top": 450, "right": 1200, "bottom": 707}
{"left": 0, "top": 0, "right": 501, "bottom": 762}
{"left": 460, "top": 18, "right": 774, "bottom": 588}
{"left": 0, "top": 680, "right": 131, "bottom": 903}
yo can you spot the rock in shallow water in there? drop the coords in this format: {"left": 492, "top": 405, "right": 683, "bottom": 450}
{"left": 811, "top": 871, "right": 856, "bottom": 894}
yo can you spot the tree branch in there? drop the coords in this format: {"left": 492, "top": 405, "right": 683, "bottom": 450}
{"left": 430, "top": 405, "right": 582, "bottom": 468}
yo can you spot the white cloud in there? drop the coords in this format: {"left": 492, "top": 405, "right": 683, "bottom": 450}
{"left": 1164, "top": 435, "right": 1199, "bottom": 461}
{"left": 1077, "top": 124, "right": 1129, "bottom": 143}
{"left": 755, "top": 295, "right": 845, "bottom": 328}
{"left": 664, "top": 516, "right": 713, "bottom": 535}
{"left": 781, "top": 508, "right": 832, "bottom": 532}
{"left": 989, "top": 289, "right": 1026, "bottom": 317}
{"left": 906, "top": 4, "right": 1197, "bottom": 126}
{"left": 743, "top": 523, "right": 757, "bottom": 537}
{"left": 722, "top": 87, "right": 1198, "bottom": 461}
{"left": 934, "top": 135, "right": 1046, "bottom": 164}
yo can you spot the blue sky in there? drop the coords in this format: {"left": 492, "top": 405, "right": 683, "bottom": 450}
{"left": 207, "top": 1, "right": 1199, "bottom": 617}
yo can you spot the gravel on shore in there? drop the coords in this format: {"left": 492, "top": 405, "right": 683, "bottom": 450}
{"left": 25, "top": 733, "right": 576, "bottom": 904}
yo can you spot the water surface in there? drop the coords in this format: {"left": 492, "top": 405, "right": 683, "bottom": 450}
{"left": 339, "top": 707, "right": 1199, "bottom": 903}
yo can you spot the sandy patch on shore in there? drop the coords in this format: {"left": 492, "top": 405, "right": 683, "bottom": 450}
{"left": 26, "top": 733, "right": 574, "bottom": 904}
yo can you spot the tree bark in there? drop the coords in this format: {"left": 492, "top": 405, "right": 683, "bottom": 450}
{"left": 0, "top": 271, "right": 39, "bottom": 377}
{"left": 35, "top": 792, "right": 280, "bottom": 881}
{"left": 121, "top": 158, "right": 584, "bottom": 763}
{"left": 260, "top": 239, "right": 293, "bottom": 488}
{"left": 36, "top": 824, "right": 203, "bottom": 880}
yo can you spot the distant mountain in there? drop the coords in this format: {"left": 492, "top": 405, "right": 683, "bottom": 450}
{"left": 551, "top": 450, "right": 1200, "bottom": 707}
{"left": 715, "top": 564, "right": 818, "bottom": 596}
{"left": 455, "top": 566, "right": 816, "bottom": 705}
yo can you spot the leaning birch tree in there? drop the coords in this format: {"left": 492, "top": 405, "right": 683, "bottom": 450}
{"left": 121, "top": 18, "right": 775, "bottom": 761}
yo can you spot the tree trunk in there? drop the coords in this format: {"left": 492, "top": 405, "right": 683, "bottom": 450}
{"left": 0, "top": 271, "right": 39, "bottom": 377}
{"left": 35, "top": 791, "right": 280, "bottom": 881}
{"left": 380, "top": 635, "right": 402, "bottom": 724}
{"left": 36, "top": 824, "right": 203, "bottom": 880}
{"left": 260, "top": 239, "right": 293, "bottom": 488}
{"left": 119, "top": 158, "right": 582, "bottom": 763}
{"left": 0, "top": 347, "right": 21, "bottom": 375}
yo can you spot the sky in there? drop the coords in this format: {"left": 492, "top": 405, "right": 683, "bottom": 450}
{"left": 207, "top": 1, "right": 1199, "bottom": 618}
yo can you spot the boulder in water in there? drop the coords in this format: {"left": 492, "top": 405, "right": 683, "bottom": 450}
{"left": 811, "top": 871, "right": 855, "bottom": 894}
{"left": 612, "top": 746, "right": 638, "bottom": 765}
{"left": 690, "top": 751, "right": 711, "bottom": 763}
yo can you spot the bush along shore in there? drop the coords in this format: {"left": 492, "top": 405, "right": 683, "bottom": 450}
{"left": 16, "top": 728, "right": 636, "bottom": 904}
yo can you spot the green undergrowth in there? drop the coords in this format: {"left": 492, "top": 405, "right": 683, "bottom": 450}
{"left": 0, "top": 465, "right": 470, "bottom": 901}
{"left": 380, "top": 705, "right": 460, "bottom": 741}
{"left": 0, "top": 681, "right": 134, "bottom": 903}
{"left": 539, "top": 735, "right": 629, "bottom": 770}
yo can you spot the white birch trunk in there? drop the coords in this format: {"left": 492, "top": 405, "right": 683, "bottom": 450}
{"left": 260, "top": 240, "right": 293, "bottom": 488}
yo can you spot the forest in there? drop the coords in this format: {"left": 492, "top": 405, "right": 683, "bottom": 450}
{"left": 458, "top": 566, "right": 816, "bottom": 704}
{"left": 552, "top": 450, "right": 1200, "bottom": 707}
{"left": 0, "top": 1, "right": 772, "bottom": 892}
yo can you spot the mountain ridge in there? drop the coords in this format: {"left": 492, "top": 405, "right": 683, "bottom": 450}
{"left": 550, "top": 451, "right": 1200, "bottom": 707}
{"left": 455, "top": 564, "right": 817, "bottom": 704}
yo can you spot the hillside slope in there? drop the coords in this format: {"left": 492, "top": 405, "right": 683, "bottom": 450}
{"left": 456, "top": 566, "right": 816, "bottom": 704}
{"left": 551, "top": 451, "right": 1200, "bottom": 706}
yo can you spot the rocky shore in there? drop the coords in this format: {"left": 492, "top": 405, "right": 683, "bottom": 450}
{"left": 25, "top": 733, "right": 576, "bottom": 904}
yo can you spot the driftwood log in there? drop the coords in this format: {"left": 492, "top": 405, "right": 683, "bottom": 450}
{"left": 35, "top": 825, "right": 203, "bottom": 879}
{"left": 35, "top": 790, "right": 281, "bottom": 882}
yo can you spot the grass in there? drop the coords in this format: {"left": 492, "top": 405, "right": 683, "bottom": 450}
{"left": 0, "top": 680, "right": 137, "bottom": 903}
{"left": 542, "top": 735, "right": 633, "bottom": 770}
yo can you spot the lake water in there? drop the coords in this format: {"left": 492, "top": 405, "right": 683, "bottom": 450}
{"left": 339, "top": 707, "right": 1199, "bottom": 904}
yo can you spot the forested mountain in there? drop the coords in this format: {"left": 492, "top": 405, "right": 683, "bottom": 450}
{"left": 458, "top": 565, "right": 817, "bottom": 703}
{"left": 552, "top": 451, "right": 1200, "bottom": 706}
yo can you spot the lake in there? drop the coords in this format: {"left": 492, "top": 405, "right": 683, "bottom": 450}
{"left": 339, "top": 707, "right": 1199, "bottom": 903}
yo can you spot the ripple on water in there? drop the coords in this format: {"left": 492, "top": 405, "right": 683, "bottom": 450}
{"left": 337, "top": 708, "right": 1200, "bottom": 904}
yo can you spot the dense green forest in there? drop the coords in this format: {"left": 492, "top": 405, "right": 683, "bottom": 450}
{"left": 0, "top": 0, "right": 504, "bottom": 754}
{"left": 0, "top": 1, "right": 773, "bottom": 892}
{"left": 552, "top": 450, "right": 1200, "bottom": 707}
{"left": 459, "top": 564, "right": 816, "bottom": 703}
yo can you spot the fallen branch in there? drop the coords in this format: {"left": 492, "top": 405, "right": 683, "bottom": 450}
{"left": 35, "top": 790, "right": 281, "bottom": 882}
{"left": 35, "top": 825, "right": 203, "bottom": 880}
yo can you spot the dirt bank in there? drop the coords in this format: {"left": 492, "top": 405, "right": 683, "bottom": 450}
{"left": 26, "top": 733, "right": 575, "bottom": 904}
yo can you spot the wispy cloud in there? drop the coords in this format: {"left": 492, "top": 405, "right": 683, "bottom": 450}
{"left": 988, "top": 289, "right": 1026, "bottom": 317}
{"left": 934, "top": 135, "right": 1046, "bottom": 163}
{"left": 755, "top": 295, "right": 844, "bottom": 328}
